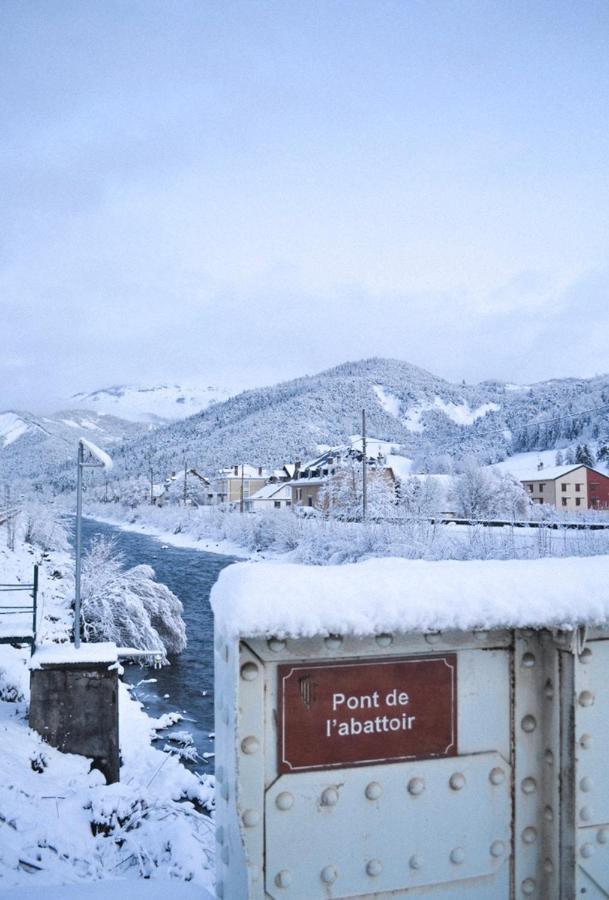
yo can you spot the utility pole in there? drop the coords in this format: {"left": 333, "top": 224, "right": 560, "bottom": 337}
{"left": 150, "top": 466, "right": 154, "bottom": 505}
{"left": 362, "top": 408, "right": 367, "bottom": 521}
{"left": 240, "top": 464, "right": 245, "bottom": 513}
{"left": 183, "top": 459, "right": 188, "bottom": 506}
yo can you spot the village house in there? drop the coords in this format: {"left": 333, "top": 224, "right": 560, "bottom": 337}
{"left": 289, "top": 448, "right": 396, "bottom": 512}
{"left": 210, "top": 465, "right": 269, "bottom": 506}
{"left": 520, "top": 464, "right": 609, "bottom": 512}
{"left": 245, "top": 482, "right": 292, "bottom": 512}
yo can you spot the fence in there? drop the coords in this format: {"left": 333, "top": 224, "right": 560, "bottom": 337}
{"left": 0, "top": 565, "right": 39, "bottom": 654}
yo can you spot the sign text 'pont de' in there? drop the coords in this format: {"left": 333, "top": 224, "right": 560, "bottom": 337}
{"left": 278, "top": 655, "right": 457, "bottom": 772}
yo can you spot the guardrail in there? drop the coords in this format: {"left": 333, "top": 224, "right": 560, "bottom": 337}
{"left": 0, "top": 565, "right": 38, "bottom": 654}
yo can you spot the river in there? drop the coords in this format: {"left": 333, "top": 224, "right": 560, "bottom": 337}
{"left": 76, "top": 517, "right": 239, "bottom": 774}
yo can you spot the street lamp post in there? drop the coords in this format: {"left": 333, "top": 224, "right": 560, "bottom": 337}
{"left": 74, "top": 439, "right": 113, "bottom": 648}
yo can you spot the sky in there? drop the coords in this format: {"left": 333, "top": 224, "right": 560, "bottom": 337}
{"left": 2, "top": 0, "right": 609, "bottom": 411}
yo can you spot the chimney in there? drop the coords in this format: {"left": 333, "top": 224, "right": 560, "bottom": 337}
{"left": 234, "top": 465, "right": 239, "bottom": 476}
{"left": 258, "top": 466, "right": 263, "bottom": 476}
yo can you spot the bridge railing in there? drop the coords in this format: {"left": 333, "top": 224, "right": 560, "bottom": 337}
{"left": 0, "top": 565, "right": 38, "bottom": 654}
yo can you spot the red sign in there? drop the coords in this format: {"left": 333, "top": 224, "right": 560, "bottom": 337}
{"left": 278, "top": 655, "right": 457, "bottom": 773}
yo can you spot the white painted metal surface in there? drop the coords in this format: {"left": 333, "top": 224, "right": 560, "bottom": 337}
{"left": 215, "top": 625, "right": 609, "bottom": 898}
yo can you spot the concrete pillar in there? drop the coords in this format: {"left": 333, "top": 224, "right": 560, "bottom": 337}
{"left": 29, "top": 661, "right": 119, "bottom": 784}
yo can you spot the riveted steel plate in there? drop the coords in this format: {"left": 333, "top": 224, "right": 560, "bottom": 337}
{"left": 265, "top": 751, "right": 511, "bottom": 899}
{"left": 278, "top": 655, "right": 456, "bottom": 772}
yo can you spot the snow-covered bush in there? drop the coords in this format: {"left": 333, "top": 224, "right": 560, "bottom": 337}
{"left": 19, "top": 500, "right": 70, "bottom": 552}
{"left": 80, "top": 537, "right": 187, "bottom": 655}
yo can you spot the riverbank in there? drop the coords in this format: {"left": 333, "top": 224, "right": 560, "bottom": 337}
{"left": 84, "top": 506, "right": 252, "bottom": 559}
{"left": 0, "top": 521, "right": 216, "bottom": 893}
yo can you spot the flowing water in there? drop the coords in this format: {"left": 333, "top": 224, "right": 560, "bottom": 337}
{"left": 76, "top": 517, "right": 239, "bottom": 773}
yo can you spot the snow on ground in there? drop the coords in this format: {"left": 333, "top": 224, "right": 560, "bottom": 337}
{"left": 373, "top": 384, "right": 401, "bottom": 418}
{"left": 212, "top": 555, "right": 609, "bottom": 639}
{"left": 404, "top": 397, "right": 500, "bottom": 432}
{"left": 0, "top": 526, "right": 215, "bottom": 893}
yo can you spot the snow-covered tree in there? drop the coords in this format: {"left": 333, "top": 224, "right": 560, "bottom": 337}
{"left": 20, "top": 500, "right": 69, "bottom": 552}
{"left": 398, "top": 476, "right": 445, "bottom": 517}
{"left": 80, "top": 537, "right": 187, "bottom": 655}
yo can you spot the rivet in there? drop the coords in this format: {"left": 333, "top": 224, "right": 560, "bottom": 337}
{"left": 275, "top": 869, "right": 292, "bottom": 888}
{"left": 580, "top": 776, "right": 593, "bottom": 793}
{"left": 375, "top": 633, "right": 393, "bottom": 647}
{"left": 521, "top": 715, "right": 537, "bottom": 733}
{"left": 320, "top": 865, "right": 338, "bottom": 884}
{"left": 216, "top": 881, "right": 224, "bottom": 898}
{"left": 409, "top": 854, "right": 423, "bottom": 870}
{"left": 544, "top": 679, "right": 554, "bottom": 699}
{"left": 324, "top": 635, "right": 342, "bottom": 650}
{"left": 473, "top": 630, "right": 489, "bottom": 640}
{"left": 580, "top": 647, "right": 593, "bottom": 663}
{"left": 522, "top": 827, "right": 537, "bottom": 844}
{"left": 221, "top": 845, "right": 229, "bottom": 865}
{"left": 545, "top": 749, "right": 554, "bottom": 765}
{"left": 242, "top": 809, "right": 259, "bottom": 828}
{"left": 544, "top": 805, "right": 554, "bottom": 822}
{"left": 449, "top": 773, "right": 466, "bottom": 791}
{"left": 240, "top": 661, "right": 258, "bottom": 681}
{"left": 598, "top": 828, "right": 609, "bottom": 845}
{"left": 521, "top": 652, "right": 536, "bottom": 668}
{"left": 366, "top": 859, "right": 383, "bottom": 877}
{"left": 221, "top": 781, "right": 229, "bottom": 801}
{"left": 580, "top": 806, "right": 592, "bottom": 822}
{"left": 321, "top": 787, "right": 339, "bottom": 807}
{"left": 544, "top": 858, "right": 554, "bottom": 874}
{"left": 450, "top": 847, "right": 465, "bottom": 865}
{"left": 580, "top": 733, "right": 593, "bottom": 750}
{"left": 276, "top": 791, "right": 294, "bottom": 811}
{"left": 425, "top": 631, "right": 441, "bottom": 644}
{"left": 579, "top": 690, "right": 595, "bottom": 707}
{"left": 521, "top": 878, "right": 536, "bottom": 896}
{"left": 215, "top": 825, "right": 225, "bottom": 845}
{"left": 365, "top": 781, "right": 382, "bottom": 800}
{"left": 241, "top": 736, "right": 259, "bottom": 755}
{"left": 581, "top": 843, "right": 595, "bottom": 859}
{"left": 408, "top": 777, "right": 425, "bottom": 796}
{"left": 521, "top": 777, "right": 537, "bottom": 794}
{"left": 490, "top": 767, "right": 505, "bottom": 785}
{"left": 268, "top": 637, "right": 286, "bottom": 653}
{"left": 490, "top": 840, "right": 505, "bottom": 858}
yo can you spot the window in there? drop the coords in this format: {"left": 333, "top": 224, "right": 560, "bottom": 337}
{"left": 562, "top": 498, "right": 567, "bottom": 506}
{"left": 561, "top": 484, "right": 567, "bottom": 492}
{"left": 286, "top": 500, "right": 291, "bottom": 507}
{"left": 307, "top": 497, "right": 313, "bottom": 507}
{"left": 297, "top": 488, "right": 302, "bottom": 501}
{"left": 576, "top": 483, "right": 581, "bottom": 492}
{"left": 539, "top": 483, "right": 545, "bottom": 492}
{"left": 274, "top": 501, "right": 281, "bottom": 509}
{"left": 527, "top": 484, "right": 533, "bottom": 493}
{"left": 576, "top": 498, "right": 582, "bottom": 506}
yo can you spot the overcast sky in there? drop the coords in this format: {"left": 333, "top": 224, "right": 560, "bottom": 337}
{"left": 2, "top": 1, "right": 609, "bottom": 411}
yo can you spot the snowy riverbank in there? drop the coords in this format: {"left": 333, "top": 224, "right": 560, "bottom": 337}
{"left": 0, "top": 524, "right": 216, "bottom": 893}
{"left": 85, "top": 500, "right": 609, "bottom": 565}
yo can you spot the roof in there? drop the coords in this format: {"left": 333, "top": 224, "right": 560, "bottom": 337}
{"left": 248, "top": 483, "right": 291, "bottom": 501}
{"left": 519, "top": 464, "right": 590, "bottom": 482}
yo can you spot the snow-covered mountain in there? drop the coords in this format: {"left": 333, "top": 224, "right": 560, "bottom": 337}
{"left": 7, "top": 358, "right": 609, "bottom": 491}
{"left": 70, "top": 383, "right": 232, "bottom": 424}
{"left": 96, "top": 358, "right": 609, "bottom": 487}
{"left": 0, "top": 409, "right": 147, "bottom": 484}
